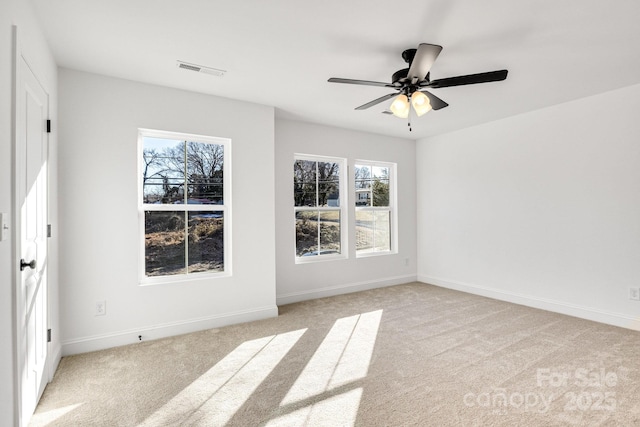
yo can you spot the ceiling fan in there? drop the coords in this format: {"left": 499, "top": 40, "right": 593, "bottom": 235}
{"left": 328, "top": 43, "right": 508, "bottom": 129}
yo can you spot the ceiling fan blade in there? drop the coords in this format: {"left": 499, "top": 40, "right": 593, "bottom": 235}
{"left": 328, "top": 77, "right": 396, "bottom": 88}
{"left": 426, "top": 69, "right": 508, "bottom": 88}
{"left": 407, "top": 43, "right": 443, "bottom": 83}
{"left": 355, "top": 92, "right": 399, "bottom": 110}
{"left": 420, "top": 90, "right": 448, "bottom": 110}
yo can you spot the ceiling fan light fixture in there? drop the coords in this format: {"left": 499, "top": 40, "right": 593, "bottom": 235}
{"left": 390, "top": 94, "right": 410, "bottom": 118}
{"left": 411, "top": 91, "right": 432, "bottom": 117}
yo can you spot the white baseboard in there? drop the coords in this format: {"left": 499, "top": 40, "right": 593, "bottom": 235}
{"left": 277, "top": 274, "right": 417, "bottom": 306}
{"left": 419, "top": 275, "right": 640, "bottom": 332}
{"left": 61, "top": 305, "right": 279, "bottom": 356}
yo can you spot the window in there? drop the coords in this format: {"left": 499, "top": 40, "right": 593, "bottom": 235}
{"left": 294, "top": 155, "right": 346, "bottom": 261}
{"left": 354, "top": 161, "right": 396, "bottom": 256}
{"left": 139, "top": 129, "right": 230, "bottom": 282}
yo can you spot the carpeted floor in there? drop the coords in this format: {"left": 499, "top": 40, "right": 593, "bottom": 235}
{"left": 31, "top": 282, "right": 640, "bottom": 426}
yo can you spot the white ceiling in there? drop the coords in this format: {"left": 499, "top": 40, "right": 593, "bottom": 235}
{"left": 32, "top": 0, "right": 640, "bottom": 139}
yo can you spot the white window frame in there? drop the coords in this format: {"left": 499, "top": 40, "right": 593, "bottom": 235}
{"left": 138, "top": 128, "right": 232, "bottom": 285}
{"left": 294, "top": 154, "right": 347, "bottom": 263}
{"left": 354, "top": 160, "right": 397, "bottom": 257}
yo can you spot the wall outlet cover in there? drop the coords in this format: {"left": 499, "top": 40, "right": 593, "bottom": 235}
{"left": 95, "top": 300, "right": 106, "bottom": 316}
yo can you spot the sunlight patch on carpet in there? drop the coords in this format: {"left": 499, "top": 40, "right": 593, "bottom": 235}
{"left": 139, "top": 328, "right": 306, "bottom": 426}
{"left": 282, "top": 309, "right": 382, "bottom": 405}
{"left": 28, "top": 402, "right": 84, "bottom": 427}
{"left": 267, "top": 387, "right": 363, "bottom": 427}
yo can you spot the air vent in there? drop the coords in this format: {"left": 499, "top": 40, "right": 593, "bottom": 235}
{"left": 177, "top": 61, "right": 226, "bottom": 77}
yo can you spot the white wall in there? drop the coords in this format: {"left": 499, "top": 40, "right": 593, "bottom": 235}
{"left": 0, "top": 0, "right": 59, "bottom": 424}
{"left": 0, "top": 5, "right": 16, "bottom": 420}
{"left": 417, "top": 84, "right": 640, "bottom": 330}
{"left": 275, "top": 119, "right": 417, "bottom": 304}
{"left": 58, "top": 69, "right": 277, "bottom": 355}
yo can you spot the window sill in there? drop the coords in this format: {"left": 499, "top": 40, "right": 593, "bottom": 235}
{"left": 139, "top": 270, "right": 231, "bottom": 286}
{"left": 356, "top": 250, "right": 396, "bottom": 259}
{"left": 295, "top": 254, "right": 347, "bottom": 264}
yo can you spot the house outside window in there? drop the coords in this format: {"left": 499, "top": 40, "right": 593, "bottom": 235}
{"left": 354, "top": 161, "right": 396, "bottom": 256}
{"left": 294, "top": 155, "right": 346, "bottom": 261}
{"left": 139, "top": 129, "right": 231, "bottom": 283}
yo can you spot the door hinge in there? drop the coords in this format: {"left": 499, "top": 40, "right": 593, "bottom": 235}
{"left": 47, "top": 329, "right": 52, "bottom": 343}
{"left": 47, "top": 224, "right": 52, "bottom": 238}
{"left": 46, "top": 119, "right": 51, "bottom": 133}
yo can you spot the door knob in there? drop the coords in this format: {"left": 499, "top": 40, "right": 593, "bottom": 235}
{"left": 20, "top": 259, "right": 36, "bottom": 271}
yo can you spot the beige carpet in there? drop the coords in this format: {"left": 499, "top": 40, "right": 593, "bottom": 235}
{"left": 31, "top": 282, "right": 640, "bottom": 426}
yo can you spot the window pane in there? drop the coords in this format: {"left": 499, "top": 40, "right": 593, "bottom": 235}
{"left": 294, "top": 160, "right": 317, "bottom": 207}
{"left": 186, "top": 142, "right": 224, "bottom": 204}
{"left": 318, "top": 162, "right": 340, "bottom": 207}
{"left": 373, "top": 210, "right": 391, "bottom": 251}
{"left": 145, "top": 211, "right": 186, "bottom": 276}
{"left": 355, "top": 210, "right": 374, "bottom": 252}
{"left": 188, "top": 211, "right": 224, "bottom": 273}
{"left": 355, "top": 165, "right": 371, "bottom": 207}
{"left": 356, "top": 210, "right": 391, "bottom": 254}
{"left": 372, "top": 166, "right": 390, "bottom": 207}
{"left": 319, "top": 210, "right": 341, "bottom": 255}
{"left": 296, "top": 211, "right": 318, "bottom": 256}
{"left": 354, "top": 165, "right": 371, "bottom": 190}
{"left": 142, "top": 137, "right": 185, "bottom": 204}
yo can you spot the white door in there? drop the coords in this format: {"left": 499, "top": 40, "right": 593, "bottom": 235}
{"left": 16, "top": 52, "right": 50, "bottom": 425}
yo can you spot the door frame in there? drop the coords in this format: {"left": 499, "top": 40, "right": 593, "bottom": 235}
{"left": 12, "top": 25, "right": 52, "bottom": 427}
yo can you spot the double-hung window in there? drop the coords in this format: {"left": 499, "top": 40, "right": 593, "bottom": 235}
{"left": 139, "top": 129, "right": 230, "bottom": 282}
{"left": 294, "top": 155, "right": 346, "bottom": 261}
{"left": 354, "top": 161, "right": 396, "bottom": 256}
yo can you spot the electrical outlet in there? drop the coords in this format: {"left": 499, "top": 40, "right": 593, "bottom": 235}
{"left": 95, "top": 300, "right": 106, "bottom": 316}
{"left": 630, "top": 288, "right": 640, "bottom": 301}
